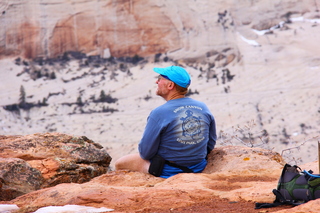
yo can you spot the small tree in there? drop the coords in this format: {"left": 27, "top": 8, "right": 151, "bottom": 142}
{"left": 50, "top": 72, "right": 56, "bottom": 79}
{"left": 19, "top": 85, "right": 26, "bottom": 105}
{"left": 42, "top": 97, "right": 48, "bottom": 106}
{"left": 100, "top": 90, "right": 107, "bottom": 102}
{"left": 76, "top": 96, "right": 84, "bottom": 106}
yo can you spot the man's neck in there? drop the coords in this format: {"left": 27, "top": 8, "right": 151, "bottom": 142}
{"left": 165, "top": 92, "right": 185, "bottom": 101}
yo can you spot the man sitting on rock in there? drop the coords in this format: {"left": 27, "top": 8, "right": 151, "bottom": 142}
{"left": 115, "top": 65, "right": 217, "bottom": 178}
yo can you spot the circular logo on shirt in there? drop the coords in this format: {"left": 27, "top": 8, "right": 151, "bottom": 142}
{"left": 180, "top": 110, "right": 201, "bottom": 138}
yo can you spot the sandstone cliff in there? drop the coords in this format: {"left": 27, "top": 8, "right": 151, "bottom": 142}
{"left": 0, "top": 0, "right": 319, "bottom": 60}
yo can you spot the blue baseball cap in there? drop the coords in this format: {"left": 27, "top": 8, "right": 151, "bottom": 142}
{"left": 153, "top": 66, "right": 191, "bottom": 88}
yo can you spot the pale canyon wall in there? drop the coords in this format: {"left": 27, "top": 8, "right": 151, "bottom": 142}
{"left": 0, "top": 0, "right": 320, "bottom": 166}
{"left": 0, "top": 0, "right": 317, "bottom": 60}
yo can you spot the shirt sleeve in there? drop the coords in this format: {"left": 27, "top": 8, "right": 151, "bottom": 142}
{"left": 138, "top": 115, "right": 163, "bottom": 160}
{"left": 207, "top": 115, "right": 217, "bottom": 152}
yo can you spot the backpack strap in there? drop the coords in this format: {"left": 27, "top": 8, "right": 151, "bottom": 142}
{"left": 274, "top": 189, "right": 303, "bottom": 206}
{"left": 255, "top": 201, "right": 283, "bottom": 209}
{"left": 165, "top": 160, "right": 194, "bottom": 173}
{"left": 255, "top": 189, "right": 303, "bottom": 209}
{"left": 255, "top": 189, "right": 285, "bottom": 209}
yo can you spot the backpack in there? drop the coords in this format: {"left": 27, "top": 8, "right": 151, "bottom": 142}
{"left": 255, "top": 163, "right": 320, "bottom": 209}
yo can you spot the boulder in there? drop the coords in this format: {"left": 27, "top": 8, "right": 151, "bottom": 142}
{"left": 0, "top": 133, "right": 111, "bottom": 201}
{"left": 0, "top": 158, "right": 43, "bottom": 201}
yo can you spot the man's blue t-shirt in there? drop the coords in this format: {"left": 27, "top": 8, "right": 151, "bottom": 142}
{"left": 138, "top": 97, "right": 216, "bottom": 167}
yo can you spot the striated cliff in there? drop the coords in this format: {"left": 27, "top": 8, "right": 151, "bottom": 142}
{"left": 0, "top": 0, "right": 319, "bottom": 60}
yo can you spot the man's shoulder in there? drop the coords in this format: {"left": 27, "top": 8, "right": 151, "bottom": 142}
{"left": 150, "top": 103, "right": 168, "bottom": 114}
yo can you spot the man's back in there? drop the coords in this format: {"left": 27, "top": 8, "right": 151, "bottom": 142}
{"left": 139, "top": 97, "right": 216, "bottom": 166}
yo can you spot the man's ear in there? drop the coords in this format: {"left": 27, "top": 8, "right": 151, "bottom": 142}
{"left": 167, "top": 81, "right": 175, "bottom": 90}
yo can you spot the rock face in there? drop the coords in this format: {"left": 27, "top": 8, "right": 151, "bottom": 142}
{"left": 0, "top": 133, "right": 111, "bottom": 201}
{"left": 0, "top": 0, "right": 319, "bottom": 59}
{"left": 1, "top": 145, "right": 288, "bottom": 212}
{"left": 203, "top": 145, "right": 285, "bottom": 175}
{"left": 0, "top": 0, "right": 182, "bottom": 58}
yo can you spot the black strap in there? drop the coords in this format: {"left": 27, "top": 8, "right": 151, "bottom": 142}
{"left": 255, "top": 189, "right": 303, "bottom": 209}
{"left": 273, "top": 189, "right": 303, "bottom": 206}
{"left": 255, "top": 202, "right": 283, "bottom": 209}
{"left": 273, "top": 189, "right": 287, "bottom": 203}
{"left": 165, "top": 160, "right": 194, "bottom": 173}
{"left": 255, "top": 189, "right": 286, "bottom": 209}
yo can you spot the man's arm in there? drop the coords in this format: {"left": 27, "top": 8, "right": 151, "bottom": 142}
{"left": 138, "top": 117, "right": 162, "bottom": 160}
{"left": 207, "top": 117, "right": 217, "bottom": 153}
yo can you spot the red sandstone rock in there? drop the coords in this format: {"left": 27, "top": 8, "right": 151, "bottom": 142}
{"left": 1, "top": 134, "right": 319, "bottom": 212}
{"left": 0, "top": 157, "right": 43, "bottom": 201}
{"left": 2, "top": 145, "right": 294, "bottom": 212}
{"left": 0, "top": 133, "right": 111, "bottom": 201}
